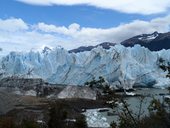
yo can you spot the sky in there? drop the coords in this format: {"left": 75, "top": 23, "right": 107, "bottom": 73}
{"left": 1, "top": 0, "right": 170, "bottom": 55}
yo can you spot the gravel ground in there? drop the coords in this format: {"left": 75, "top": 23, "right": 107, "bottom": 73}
{"left": 0, "top": 89, "right": 20, "bottom": 115}
{"left": 0, "top": 87, "right": 47, "bottom": 115}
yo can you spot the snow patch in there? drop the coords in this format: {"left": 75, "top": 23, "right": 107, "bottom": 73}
{"left": 125, "top": 92, "right": 136, "bottom": 96}
{"left": 25, "top": 90, "right": 36, "bottom": 96}
{"left": 138, "top": 33, "right": 158, "bottom": 41}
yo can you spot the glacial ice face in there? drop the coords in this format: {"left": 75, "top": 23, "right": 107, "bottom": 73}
{"left": 0, "top": 44, "right": 170, "bottom": 88}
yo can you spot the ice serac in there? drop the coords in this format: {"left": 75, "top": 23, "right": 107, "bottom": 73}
{"left": 0, "top": 45, "right": 170, "bottom": 89}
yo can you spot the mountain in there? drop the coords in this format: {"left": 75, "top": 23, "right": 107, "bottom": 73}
{"left": 0, "top": 44, "right": 170, "bottom": 89}
{"left": 69, "top": 42, "right": 116, "bottom": 53}
{"left": 121, "top": 31, "right": 170, "bottom": 51}
{"left": 70, "top": 32, "right": 170, "bottom": 53}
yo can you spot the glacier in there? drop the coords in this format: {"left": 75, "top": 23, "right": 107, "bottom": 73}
{"left": 0, "top": 44, "right": 170, "bottom": 89}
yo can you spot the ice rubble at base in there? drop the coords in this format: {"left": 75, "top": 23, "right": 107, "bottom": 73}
{"left": 0, "top": 44, "right": 170, "bottom": 88}
{"left": 13, "top": 89, "right": 37, "bottom": 96}
{"left": 83, "top": 108, "right": 110, "bottom": 128}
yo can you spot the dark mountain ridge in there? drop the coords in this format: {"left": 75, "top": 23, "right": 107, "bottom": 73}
{"left": 69, "top": 42, "right": 116, "bottom": 53}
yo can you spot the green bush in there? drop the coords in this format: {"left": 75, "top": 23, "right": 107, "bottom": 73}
{"left": 21, "top": 120, "right": 39, "bottom": 128}
{"left": 0, "top": 117, "right": 17, "bottom": 128}
{"left": 48, "top": 103, "right": 67, "bottom": 128}
{"left": 75, "top": 115, "right": 87, "bottom": 128}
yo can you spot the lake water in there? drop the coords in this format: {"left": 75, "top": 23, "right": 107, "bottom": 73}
{"left": 96, "top": 88, "right": 169, "bottom": 127}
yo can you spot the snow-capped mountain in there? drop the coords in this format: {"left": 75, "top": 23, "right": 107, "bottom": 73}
{"left": 121, "top": 31, "right": 170, "bottom": 51}
{"left": 69, "top": 32, "right": 170, "bottom": 53}
{"left": 0, "top": 44, "right": 170, "bottom": 89}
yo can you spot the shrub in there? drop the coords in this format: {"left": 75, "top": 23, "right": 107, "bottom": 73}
{"left": 48, "top": 103, "right": 67, "bottom": 128}
{"left": 0, "top": 117, "right": 16, "bottom": 128}
{"left": 75, "top": 115, "right": 87, "bottom": 128}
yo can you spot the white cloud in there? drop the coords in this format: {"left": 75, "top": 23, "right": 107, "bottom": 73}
{"left": 36, "top": 22, "right": 80, "bottom": 35}
{"left": 16, "top": 0, "right": 170, "bottom": 15}
{"left": 36, "top": 15, "right": 170, "bottom": 44}
{"left": 0, "top": 15, "right": 170, "bottom": 55}
{"left": 0, "top": 18, "right": 28, "bottom": 32}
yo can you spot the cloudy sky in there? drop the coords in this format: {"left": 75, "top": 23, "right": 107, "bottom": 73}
{"left": 1, "top": 0, "right": 170, "bottom": 54}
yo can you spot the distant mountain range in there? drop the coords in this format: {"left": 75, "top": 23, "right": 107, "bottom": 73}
{"left": 69, "top": 31, "right": 170, "bottom": 53}
{"left": 69, "top": 42, "right": 116, "bottom": 53}
{"left": 121, "top": 31, "right": 170, "bottom": 51}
